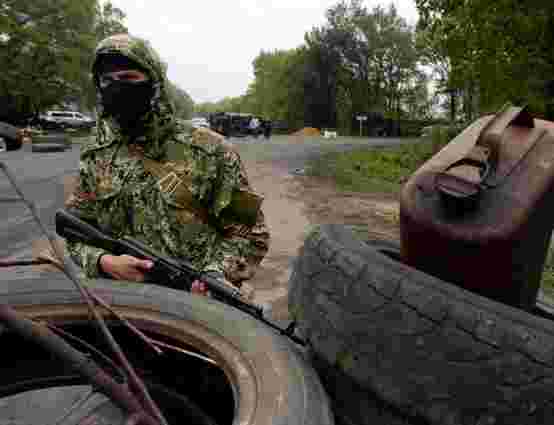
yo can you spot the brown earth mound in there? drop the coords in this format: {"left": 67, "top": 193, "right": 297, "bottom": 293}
{"left": 292, "top": 127, "right": 321, "bottom": 137}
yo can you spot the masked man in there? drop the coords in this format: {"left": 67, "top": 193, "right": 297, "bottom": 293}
{"left": 64, "top": 34, "right": 270, "bottom": 296}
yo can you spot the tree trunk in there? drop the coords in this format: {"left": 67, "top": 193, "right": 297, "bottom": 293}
{"left": 450, "top": 91, "right": 457, "bottom": 122}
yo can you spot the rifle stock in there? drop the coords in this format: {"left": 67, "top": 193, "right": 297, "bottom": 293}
{"left": 54, "top": 209, "right": 304, "bottom": 344}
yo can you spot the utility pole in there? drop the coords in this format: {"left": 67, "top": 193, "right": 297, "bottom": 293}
{"left": 356, "top": 115, "right": 368, "bottom": 137}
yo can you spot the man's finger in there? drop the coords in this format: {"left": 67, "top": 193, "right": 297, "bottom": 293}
{"left": 120, "top": 269, "right": 145, "bottom": 282}
{"left": 134, "top": 259, "right": 154, "bottom": 270}
{"left": 133, "top": 272, "right": 146, "bottom": 282}
{"left": 191, "top": 280, "right": 208, "bottom": 295}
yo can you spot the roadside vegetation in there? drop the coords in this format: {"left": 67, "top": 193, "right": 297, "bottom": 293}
{"left": 1, "top": 1, "right": 193, "bottom": 124}
{"left": 542, "top": 250, "right": 554, "bottom": 297}
{"left": 307, "top": 126, "right": 456, "bottom": 194}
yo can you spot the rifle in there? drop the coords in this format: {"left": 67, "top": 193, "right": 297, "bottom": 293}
{"left": 55, "top": 209, "right": 305, "bottom": 346}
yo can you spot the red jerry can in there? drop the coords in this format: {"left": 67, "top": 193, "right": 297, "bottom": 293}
{"left": 400, "top": 104, "right": 554, "bottom": 310}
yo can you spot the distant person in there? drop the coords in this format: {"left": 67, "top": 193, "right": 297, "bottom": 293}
{"left": 263, "top": 120, "right": 272, "bottom": 140}
{"left": 249, "top": 117, "right": 260, "bottom": 138}
{"left": 63, "top": 33, "right": 270, "bottom": 297}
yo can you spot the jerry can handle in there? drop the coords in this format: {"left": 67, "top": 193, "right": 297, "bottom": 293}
{"left": 435, "top": 103, "right": 534, "bottom": 210}
{"left": 476, "top": 103, "right": 534, "bottom": 164}
{"left": 435, "top": 155, "right": 490, "bottom": 208}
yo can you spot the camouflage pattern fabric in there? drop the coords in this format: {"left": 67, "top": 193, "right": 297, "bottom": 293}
{"left": 65, "top": 34, "right": 270, "bottom": 287}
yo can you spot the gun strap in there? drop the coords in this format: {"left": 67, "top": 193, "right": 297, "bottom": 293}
{"left": 143, "top": 156, "right": 264, "bottom": 228}
{"left": 142, "top": 157, "right": 212, "bottom": 225}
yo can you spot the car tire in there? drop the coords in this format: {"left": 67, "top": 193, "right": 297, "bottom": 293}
{"left": 289, "top": 224, "right": 554, "bottom": 425}
{"left": 32, "top": 133, "right": 71, "bottom": 152}
{"left": 0, "top": 137, "right": 7, "bottom": 152}
{"left": 32, "top": 133, "right": 70, "bottom": 143}
{"left": 1, "top": 269, "right": 334, "bottom": 425}
{"left": 31, "top": 143, "right": 68, "bottom": 153}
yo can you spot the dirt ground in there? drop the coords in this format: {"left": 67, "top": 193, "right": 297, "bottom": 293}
{"left": 243, "top": 158, "right": 400, "bottom": 322}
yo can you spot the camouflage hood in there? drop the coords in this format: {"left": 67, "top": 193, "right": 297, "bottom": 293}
{"left": 89, "top": 33, "right": 177, "bottom": 159}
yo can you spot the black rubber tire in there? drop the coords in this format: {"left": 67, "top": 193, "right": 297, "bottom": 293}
{"left": 0, "top": 122, "right": 22, "bottom": 151}
{"left": 1, "top": 268, "right": 333, "bottom": 425}
{"left": 0, "top": 122, "right": 19, "bottom": 140}
{"left": 32, "top": 133, "right": 71, "bottom": 147}
{"left": 289, "top": 224, "right": 554, "bottom": 425}
{"left": 0, "top": 137, "right": 22, "bottom": 152}
{"left": 31, "top": 143, "right": 69, "bottom": 153}
{"left": 8, "top": 138, "right": 22, "bottom": 151}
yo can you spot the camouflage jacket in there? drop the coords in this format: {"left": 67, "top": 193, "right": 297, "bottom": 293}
{"left": 64, "top": 34, "right": 270, "bottom": 285}
{"left": 66, "top": 124, "right": 270, "bottom": 285}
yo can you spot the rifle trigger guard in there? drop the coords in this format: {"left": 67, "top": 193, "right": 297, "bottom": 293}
{"left": 285, "top": 321, "right": 297, "bottom": 336}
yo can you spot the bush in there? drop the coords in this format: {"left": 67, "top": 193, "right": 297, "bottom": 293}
{"left": 423, "top": 123, "right": 465, "bottom": 154}
{"left": 307, "top": 122, "right": 467, "bottom": 194}
{"left": 542, "top": 237, "right": 554, "bottom": 297}
{"left": 309, "top": 141, "right": 434, "bottom": 194}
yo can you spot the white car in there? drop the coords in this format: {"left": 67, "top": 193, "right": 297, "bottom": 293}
{"left": 40, "top": 110, "right": 96, "bottom": 130}
{"left": 191, "top": 117, "right": 210, "bottom": 129}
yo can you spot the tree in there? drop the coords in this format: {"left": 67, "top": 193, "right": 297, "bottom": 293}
{"left": 195, "top": 48, "right": 307, "bottom": 130}
{"left": 0, "top": 0, "right": 131, "bottom": 123}
{"left": 302, "top": 34, "right": 340, "bottom": 129}
{"left": 193, "top": 0, "right": 427, "bottom": 133}
{"left": 305, "top": 1, "right": 423, "bottom": 132}
{"left": 245, "top": 48, "right": 307, "bottom": 126}
{"left": 95, "top": 1, "right": 127, "bottom": 42}
{"left": 416, "top": 0, "right": 554, "bottom": 119}
{"left": 194, "top": 96, "right": 248, "bottom": 114}
{"left": 168, "top": 81, "right": 194, "bottom": 120}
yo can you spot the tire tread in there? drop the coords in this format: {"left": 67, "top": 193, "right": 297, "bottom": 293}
{"left": 289, "top": 224, "right": 554, "bottom": 425}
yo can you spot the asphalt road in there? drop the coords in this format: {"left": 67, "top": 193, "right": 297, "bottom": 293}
{"left": 0, "top": 144, "right": 81, "bottom": 259}
{"left": 0, "top": 136, "right": 419, "bottom": 261}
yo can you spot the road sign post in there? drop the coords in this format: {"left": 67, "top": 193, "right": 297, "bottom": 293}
{"left": 356, "top": 115, "right": 368, "bottom": 137}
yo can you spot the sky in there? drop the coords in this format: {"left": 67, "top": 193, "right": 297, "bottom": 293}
{"left": 108, "top": 0, "right": 419, "bottom": 104}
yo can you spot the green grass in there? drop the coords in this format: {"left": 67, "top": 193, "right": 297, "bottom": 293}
{"left": 542, "top": 245, "right": 554, "bottom": 298}
{"left": 307, "top": 130, "right": 449, "bottom": 194}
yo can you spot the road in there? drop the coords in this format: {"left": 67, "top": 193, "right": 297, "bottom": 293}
{"left": 0, "top": 145, "right": 80, "bottom": 259}
{"left": 0, "top": 136, "right": 418, "bottom": 261}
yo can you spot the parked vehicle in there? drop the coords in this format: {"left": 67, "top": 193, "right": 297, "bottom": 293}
{"left": 191, "top": 117, "right": 210, "bottom": 129}
{"left": 39, "top": 110, "right": 96, "bottom": 130}
{"left": 0, "top": 121, "right": 23, "bottom": 152}
{"left": 209, "top": 112, "right": 264, "bottom": 138}
{"left": 31, "top": 133, "right": 72, "bottom": 152}
{"left": 270, "top": 120, "right": 289, "bottom": 134}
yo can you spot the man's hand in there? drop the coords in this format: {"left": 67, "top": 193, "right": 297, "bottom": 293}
{"left": 191, "top": 275, "right": 255, "bottom": 300}
{"left": 99, "top": 254, "right": 153, "bottom": 282}
{"left": 191, "top": 280, "right": 209, "bottom": 296}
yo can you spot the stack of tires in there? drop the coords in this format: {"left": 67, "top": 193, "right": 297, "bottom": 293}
{"left": 289, "top": 224, "right": 554, "bottom": 425}
{"left": 31, "top": 132, "right": 72, "bottom": 152}
{"left": 1, "top": 266, "right": 334, "bottom": 425}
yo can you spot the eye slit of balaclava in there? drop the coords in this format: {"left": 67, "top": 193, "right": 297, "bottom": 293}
{"left": 96, "top": 54, "right": 155, "bottom": 124}
{"left": 96, "top": 54, "right": 148, "bottom": 78}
